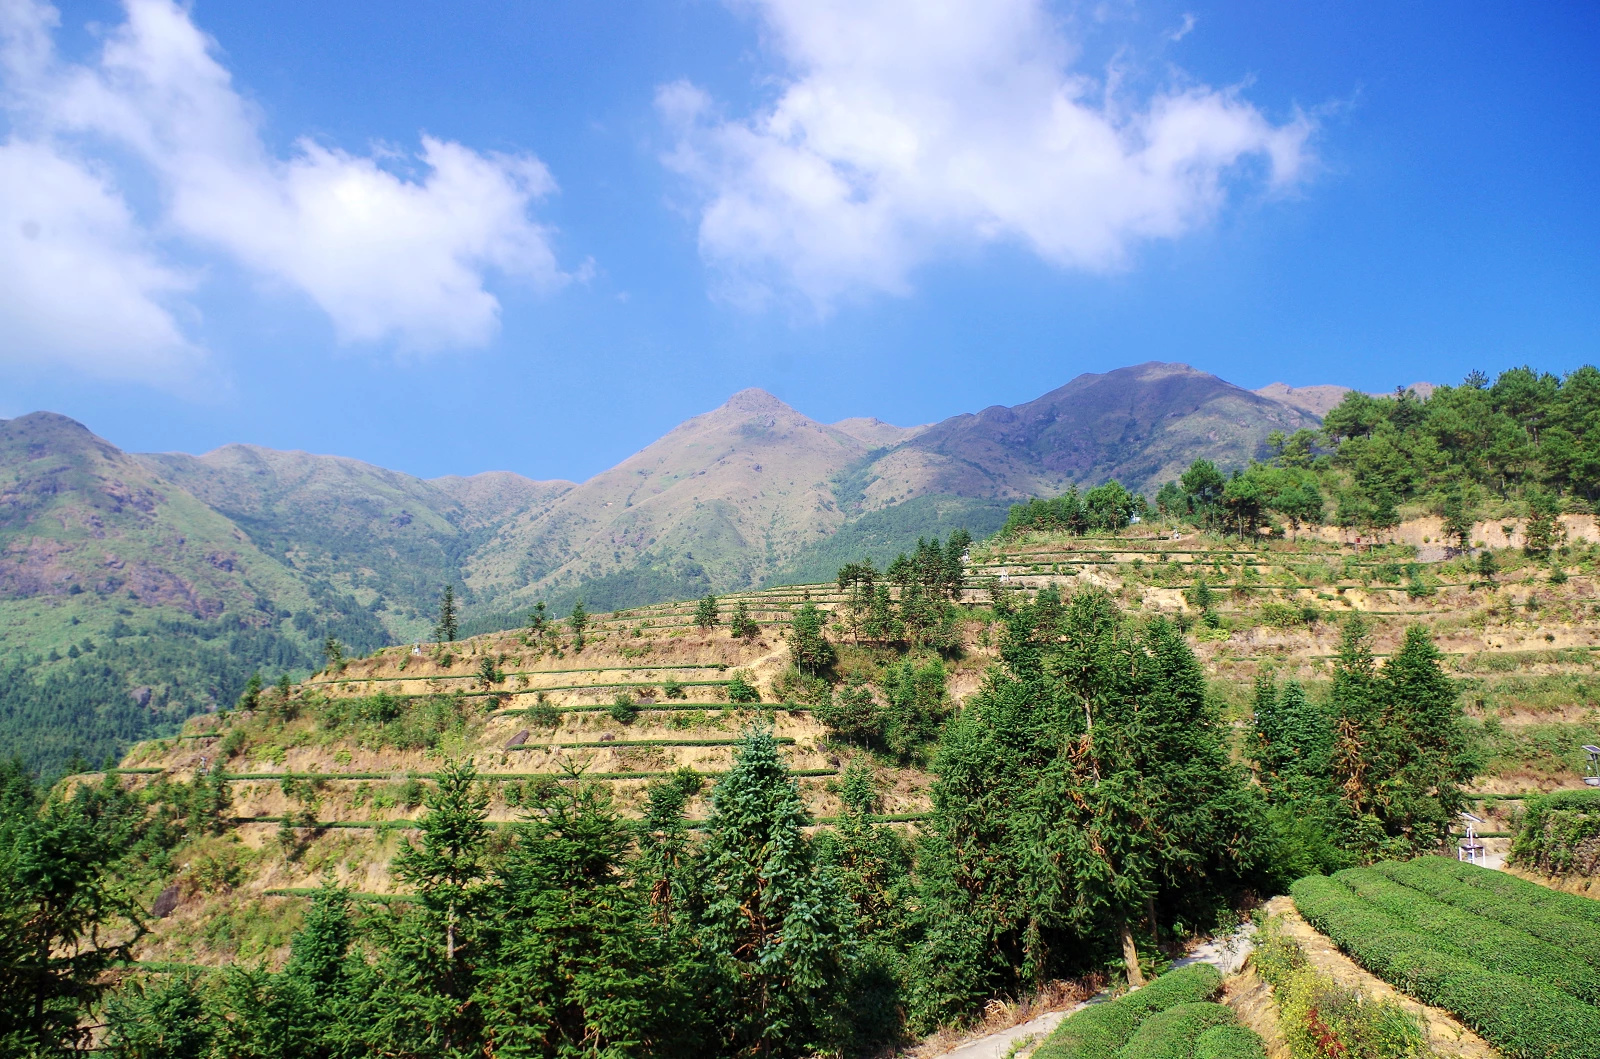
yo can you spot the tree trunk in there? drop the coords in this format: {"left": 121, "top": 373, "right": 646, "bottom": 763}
{"left": 1146, "top": 897, "right": 1160, "bottom": 952}
{"left": 1121, "top": 921, "right": 1145, "bottom": 987}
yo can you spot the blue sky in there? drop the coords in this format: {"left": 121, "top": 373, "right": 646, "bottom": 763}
{"left": 2, "top": 0, "right": 1596, "bottom": 483}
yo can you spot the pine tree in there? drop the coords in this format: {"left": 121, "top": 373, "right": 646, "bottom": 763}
{"left": 695, "top": 729, "right": 853, "bottom": 1057}
{"left": 568, "top": 600, "right": 589, "bottom": 650}
{"left": 1439, "top": 489, "right": 1475, "bottom": 554}
{"left": 435, "top": 585, "right": 459, "bottom": 643}
{"left": 238, "top": 671, "right": 263, "bottom": 711}
{"left": 695, "top": 594, "right": 720, "bottom": 629}
{"left": 527, "top": 601, "right": 548, "bottom": 639}
{"left": 479, "top": 780, "right": 699, "bottom": 1057}
{"left": 392, "top": 760, "right": 491, "bottom": 966}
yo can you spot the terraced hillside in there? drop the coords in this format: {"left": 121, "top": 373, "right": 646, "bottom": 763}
{"left": 96, "top": 517, "right": 1600, "bottom": 968}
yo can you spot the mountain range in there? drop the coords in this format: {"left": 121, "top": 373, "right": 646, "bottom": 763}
{"left": 0, "top": 361, "right": 1341, "bottom": 768}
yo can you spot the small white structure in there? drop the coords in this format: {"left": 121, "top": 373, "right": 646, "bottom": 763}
{"left": 1458, "top": 811, "right": 1486, "bottom": 866}
{"left": 412, "top": 643, "right": 423, "bottom": 656}
{"left": 1584, "top": 745, "right": 1600, "bottom": 787}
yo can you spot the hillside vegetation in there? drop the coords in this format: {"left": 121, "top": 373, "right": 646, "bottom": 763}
{"left": 0, "top": 362, "right": 1331, "bottom": 772}
{"left": 10, "top": 488, "right": 1600, "bottom": 1055}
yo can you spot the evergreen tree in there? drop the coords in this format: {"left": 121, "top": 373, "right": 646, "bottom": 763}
{"left": 1439, "top": 488, "right": 1475, "bottom": 553}
{"left": 568, "top": 600, "right": 589, "bottom": 650}
{"left": 0, "top": 790, "right": 147, "bottom": 1055}
{"left": 815, "top": 678, "right": 882, "bottom": 748}
{"left": 635, "top": 771, "right": 702, "bottom": 930}
{"left": 392, "top": 760, "right": 491, "bottom": 966}
{"left": 238, "top": 671, "right": 263, "bottom": 711}
{"left": 527, "top": 601, "right": 548, "bottom": 639}
{"left": 1524, "top": 489, "right": 1565, "bottom": 556}
{"left": 435, "top": 585, "right": 459, "bottom": 643}
{"left": 911, "top": 592, "right": 1261, "bottom": 1026}
{"left": 787, "top": 602, "right": 835, "bottom": 677}
{"left": 103, "top": 973, "right": 214, "bottom": 1059}
{"left": 879, "top": 658, "right": 949, "bottom": 760}
{"left": 371, "top": 762, "right": 492, "bottom": 1056}
{"left": 479, "top": 780, "right": 700, "bottom": 1057}
{"left": 694, "top": 730, "right": 854, "bottom": 1058}
{"left": 1327, "top": 619, "right": 1477, "bottom": 859}
{"left": 476, "top": 655, "right": 501, "bottom": 690}
{"left": 323, "top": 637, "right": 344, "bottom": 669}
{"left": 694, "top": 594, "right": 720, "bottom": 629}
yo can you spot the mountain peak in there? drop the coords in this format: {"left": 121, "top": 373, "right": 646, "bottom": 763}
{"left": 719, "top": 388, "right": 793, "bottom": 416}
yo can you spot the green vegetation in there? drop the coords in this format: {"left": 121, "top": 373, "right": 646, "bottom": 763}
{"left": 1510, "top": 788, "right": 1600, "bottom": 874}
{"left": 1031, "top": 963, "right": 1226, "bottom": 1059}
{"left": 1001, "top": 480, "right": 1144, "bottom": 537}
{"left": 1291, "top": 863, "right": 1600, "bottom": 1059}
{"left": 434, "top": 584, "right": 459, "bottom": 643}
{"left": 1251, "top": 913, "right": 1434, "bottom": 1059}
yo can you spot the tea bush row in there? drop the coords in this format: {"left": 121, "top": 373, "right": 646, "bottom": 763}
{"left": 1372, "top": 856, "right": 1600, "bottom": 967}
{"left": 1291, "top": 873, "right": 1600, "bottom": 1059}
{"left": 1033, "top": 964, "right": 1223, "bottom": 1059}
{"left": 1331, "top": 866, "right": 1600, "bottom": 1004}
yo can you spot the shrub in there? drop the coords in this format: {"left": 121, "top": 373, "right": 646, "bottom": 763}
{"left": 1372, "top": 856, "right": 1600, "bottom": 968}
{"left": 1331, "top": 866, "right": 1600, "bottom": 1004}
{"left": 663, "top": 679, "right": 686, "bottom": 699}
{"left": 726, "top": 673, "right": 760, "bottom": 704}
{"left": 1252, "top": 913, "right": 1432, "bottom": 1059}
{"left": 1192, "top": 1025, "right": 1266, "bottom": 1059}
{"left": 1033, "top": 963, "right": 1223, "bottom": 1059}
{"left": 1510, "top": 788, "right": 1600, "bottom": 875}
{"left": 609, "top": 693, "right": 640, "bottom": 724}
{"left": 1116, "top": 1002, "right": 1239, "bottom": 1059}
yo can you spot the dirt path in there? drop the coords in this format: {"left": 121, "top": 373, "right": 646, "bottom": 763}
{"left": 1260, "top": 896, "right": 1501, "bottom": 1059}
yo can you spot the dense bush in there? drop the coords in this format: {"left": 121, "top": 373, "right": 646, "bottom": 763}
{"left": 1291, "top": 872, "right": 1600, "bottom": 1059}
{"left": 1115, "top": 1001, "right": 1240, "bottom": 1059}
{"left": 1032, "top": 963, "right": 1223, "bottom": 1059}
{"left": 1510, "top": 788, "right": 1600, "bottom": 874}
{"left": 1191, "top": 1024, "right": 1267, "bottom": 1059}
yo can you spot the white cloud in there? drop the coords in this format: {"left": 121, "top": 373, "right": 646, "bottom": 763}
{"left": 0, "top": 0, "right": 570, "bottom": 379}
{"left": 660, "top": 0, "right": 1312, "bottom": 309}
{"left": 0, "top": 138, "right": 202, "bottom": 383}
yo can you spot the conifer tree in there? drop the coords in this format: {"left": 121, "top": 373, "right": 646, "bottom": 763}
{"left": 787, "top": 602, "right": 835, "bottom": 676}
{"left": 374, "top": 760, "right": 492, "bottom": 1057}
{"left": 568, "top": 600, "right": 589, "bottom": 650}
{"left": 527, "top": 601, "right": 548, "bottom": 639}
{"left": 435, "top": 585, "right": 459, "bottom": 643}
{"left": 103, "top": 973, "right": 214, "bottom": 1059}
{"left": 238, "top": 671, "right": 262, "bottom": 711}
{"left": 392, "top": 760, "right": 490, "bottom": 965}
{"left": 695, "top": 593, "right": 720, "bottom": 629}
{"left": 695, "top": 729, "right": 853, "bottom": 1057}
{"left": 479, "top": 780, "right": 699, "bottom": 1057}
